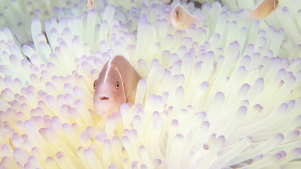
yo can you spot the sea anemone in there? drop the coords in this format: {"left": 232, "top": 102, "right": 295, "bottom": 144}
{"left": 222, "top": 0, "right": 301, "bottom": 58}
{"left": 0, "top": 0, "right": 301, "bottom": 169}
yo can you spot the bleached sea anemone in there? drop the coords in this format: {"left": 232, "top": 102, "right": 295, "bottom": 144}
{"left": 0, "top": 0, "right": 301, "bottom": 168}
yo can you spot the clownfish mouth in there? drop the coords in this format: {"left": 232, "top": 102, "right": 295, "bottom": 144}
{"left": 99, "top": 96, "right": 110, "bottom": 100}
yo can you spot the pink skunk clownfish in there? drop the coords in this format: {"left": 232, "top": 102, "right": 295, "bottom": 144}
{"left": 93, "top": 55, "right": 141, "bottom": 118}
{"left": 169, "top": 4, "right": 197, "bottom": 30}
{"left": 248, "top": 0, "right": 279, "bottom": 19}
{"left": 85, "top": 0, "right": 94, "bottom": 10}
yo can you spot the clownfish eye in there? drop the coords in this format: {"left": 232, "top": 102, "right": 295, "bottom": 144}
{"left": 275, "top": 0, "right": 279, "bottom": 7}
{"left": 93, "top": 80, "right": 96, "bottom": 89}
{"left": 115, "top": 81, "right": 120, "bottom": 89}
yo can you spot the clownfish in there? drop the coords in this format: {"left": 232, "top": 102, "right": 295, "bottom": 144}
{"left": 248, "top": 0, "right": 279, "bottom": 19}
{"left": 93, "top": 55, "right": 141, "bottom": 118}
{"left": 86, "top": 0, "right": 94, "bottom": 9}
{"left": 169, "top": 4, "right": 197, "bottom": 30}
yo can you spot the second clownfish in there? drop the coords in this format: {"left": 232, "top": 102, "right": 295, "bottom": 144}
{"left": 248, "top": 0, "right": 279, "bottom": 19}
{"left": 169, "top": 4, "right": 197, "bottom": 30}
